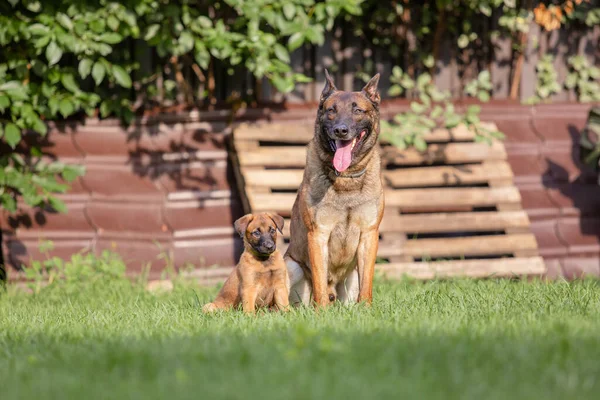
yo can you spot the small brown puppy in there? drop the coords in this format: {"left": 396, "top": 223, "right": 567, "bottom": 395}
{"left": 203, "top": 212, "right": 290, "bottom": 314}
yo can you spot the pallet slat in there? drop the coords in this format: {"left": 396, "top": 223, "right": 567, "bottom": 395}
{"left": 281, "top": 211, "right": 530, "bottom": 236}
{"left": 237, "top": 141, "right": 507, "bottom": 168}
{"left": 377, "top": 257, "right": 546, "bottom": 280}
{"left": 250, "top": 187, "right": 521, "bottom": 214}
{"left": 243, "top": 161, "right": 513, "bottom": 189}
{"left": 380, "top": 211, "right": 530, "bottom": 233}
{"left": 234, "top": 123, "right": 496, "bottom": 143}
{"left": 378, "top": 233, "right": 538, "bottom": 258}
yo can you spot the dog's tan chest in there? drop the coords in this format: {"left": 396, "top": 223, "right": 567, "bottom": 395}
{"left": 313, "top": 199, "right": 380, "bottom": 278}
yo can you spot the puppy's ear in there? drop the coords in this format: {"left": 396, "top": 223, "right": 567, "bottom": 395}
{"left": 362, "top": 73, "right": 381, "bottom": 105}
{"left": 233, "top": 214, "right": 253, "bottom": 238}
{"left": 267, "top": 212, "right": 285, "bottom": 234}
{"left": 320, "top": 69, "right": 337, "bottom": 104}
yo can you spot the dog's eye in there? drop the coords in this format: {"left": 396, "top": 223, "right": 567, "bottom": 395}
{"left": 269, "top": 227, "right": 276, "bottom": 234}
{"left": 327, "top": 107, "right": 336, "bottom": 113}
{"left": 353, "top": 108, "right": 365, "bottom": 114}
{"left": 252, "top": 230, "right": 260, "bottom": 237}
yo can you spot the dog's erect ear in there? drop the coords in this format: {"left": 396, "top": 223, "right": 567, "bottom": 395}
{"left": 320, "top": 69, "right": 337, "bottom": 104}
{"left": 266, "top": 212, "right": 285, "bottom": 234}
{"left": 234, "top": 214, "right": 253, "bottom": 238}
{"left": 362, "top": 73, "right": 381, "bottom": 105}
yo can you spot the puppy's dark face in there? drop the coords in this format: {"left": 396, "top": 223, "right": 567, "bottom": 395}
{"left": 317, "top": 71, "right": 381, "bottom": 173}
{"left": 234, "top": 213, "right": 285, "bottom": 257}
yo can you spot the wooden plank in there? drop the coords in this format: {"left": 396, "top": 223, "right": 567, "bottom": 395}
{"left": 237, "top": 141, "right": 506, "bottom": 168}
{"left": 377, "top": 257, "right": 546, "bottom": 280}
{"left": 280, "top": 211, "right": 530, "bottom": 237}
{"left": 384, "top": 161, "right": 513, "bottom": 188}
{"left": 385, "top": 187, "right": 521, "bottom": 209}
{"left": 249, "top": 187, "right": 521, "bottom": 214}
{"left": 378, "top": 233, "right": 538, "bottom": 258}
{"left": 383, "top": 141, "right": 506, "bottom": 166}
{"left": 244, "top": 161, "right": 512, "bottom": 189}
{"left": 380, "top": 211, "right": 530, "bottom": 234}
{"left": 237, "top": 146, "right": 307, "bottom": 168}
{"left": 244, "top": 169, "right": 304, "bottom": 188}
{"left": 235, "top": 123, "right": 498, "bottom": 144}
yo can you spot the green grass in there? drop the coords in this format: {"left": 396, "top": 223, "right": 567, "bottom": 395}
{"left": 1, "top": 275, "right": 600, "bottom": 400}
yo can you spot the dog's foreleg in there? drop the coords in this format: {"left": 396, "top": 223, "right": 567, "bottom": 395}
{"left": 357, "top": 229, "right": 379, "bottom": 304}
{"left": 307, "top": 230, "right": 329, "bottom": 307}
{"left": 241, "top": 287, "right": 258, "bottom": 314}
{"left": 273, "top": 286, "right": 290, "bottom": 311}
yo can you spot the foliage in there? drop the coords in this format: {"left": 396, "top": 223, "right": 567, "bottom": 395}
{"left": 565, "top": 55, "right": 600, "bottom": 103}
{"left": 382, "top": 68, "right": 504, "bottom": 151}
{"left": 0, "top": 0, "right": 361, "bottom": 215}
{"left": 523, "top": 55, "right": 561, "bottom": 104}
{"left": 464, "top": 70, "right": 493, "bottom": 102}
{"left": 20, "top": 241, "right": 128, "bottom": 295}
{"left": 3, "top": 278, "right": 600, "bottom": 399}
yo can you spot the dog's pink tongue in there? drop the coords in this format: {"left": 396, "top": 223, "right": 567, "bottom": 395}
{"left": 333, "top": 139, "right": 352, "bottom": 172}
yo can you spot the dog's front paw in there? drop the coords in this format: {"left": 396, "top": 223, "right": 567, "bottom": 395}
{"left": 202, "top": 303, "right": 218, "bottom": 313}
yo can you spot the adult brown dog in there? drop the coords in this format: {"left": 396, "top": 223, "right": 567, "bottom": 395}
{"left": 285, "top": 71, "right": 384, "bottom": 307}
{"left": 203, "top": 212, "right": 289, "bottom": 313}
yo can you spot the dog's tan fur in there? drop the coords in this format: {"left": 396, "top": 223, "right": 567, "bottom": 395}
{"left": 203, "top": 213, "right": 290, "bottom": 314}
{"left": 285, "top": 71, "right": 384, "bottom": 307}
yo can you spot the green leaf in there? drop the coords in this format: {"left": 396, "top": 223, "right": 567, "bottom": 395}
{"left": 0, "top": 95, "right": 9, "bottom": 112}
{"left": 445, "top": 114, "right": 462, "bottom": 128}
{"left": 59, "top": 98, "right": 74, "bottom": 118}
{"left": 48, "top": 197, "right": 68, "bottom": 213}
{"left": 46, "top": 41, "right": 63, "bottom": 66}
{"left": 61, "top": 74, "right": 79, "bottom": 93}
{"left": 92, "top": 62, "right": 106, "bottom": 85}
{"left": 144, "top": 24, "right": 160, "bottom": 41}
{"left": 271, "top": 74, "right": 294, "bottom": 93}
{"left": 489, "top": 130, "right": 506, "bottom": 140}
{"left": 477, "top": 91, "right": 491, "bottom": 102}
{"left": 78, "top": 58, "right": 93, "bottom": 79}
{"left": 61, "top": 165, "right": 85, "bottom": 182}
{"left": 98, "top": 32, "right": 123, "bottom": 44}
{"left": 414, "top": 136, "right": 427, "bottom": 152}
{"left": 387, "top": 85, "right": 403, "bottom": 97}
{"left": 107, "top": 15, "right": 120, "bottom": 31}
{"left": 4, "top": 123, "right": 21, "bottom": 148}
{"left": 288, "top": 32, "right": 304, "bottom": 51}
{"left": 56, "top": 13, "right": 73, "bottom": 31}
{"left": 565, "top": 73, "right": 577, "bottom": 89}
{"left": 430, "top": 105, "right": 443, "bottom": 119}
{"left": 283, "top": 3, "right": 296, "bottom": 19}
{"left": 178, "top": 32, "right": 194, "bottom": 53}
{"left": 467, "top": 105, "right": 481, "bottom": 115}
{"left": 28, "top": 23, "right": 49, "bottom": 35}
{"left": 410, "top": 102, "right": 426, "bottom": 114}
{"left": 197, "top": 16, "right": 212, "bottom": 29}
{"left": 1, "top": 194, "right": 17, "bottom": 213}
{"left": 274, "top": 44, "right": 290, "bottom": 63}
{"left": 48, "top": 97, "right": 59, "bottom": 115}
{"left": 112, "top": 65, "right": 132, "bottom": 88}
{"left": 32, "top": 117, "right": 47, "bottom": 135}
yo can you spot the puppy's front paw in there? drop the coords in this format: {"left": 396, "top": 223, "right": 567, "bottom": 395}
{"left": 202, "top": 303, "right": 218, "bottom": 313}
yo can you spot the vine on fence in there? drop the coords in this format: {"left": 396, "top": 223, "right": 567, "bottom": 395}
{"left": 0, "top": 0, "right": 361, "bottom": 214}
{"left": 382, "top": 68, "right": 504, "bottom": 151}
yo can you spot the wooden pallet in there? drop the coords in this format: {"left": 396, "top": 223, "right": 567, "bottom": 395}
{"left": 231, "top": 120, "right": 546, "bottom": 279}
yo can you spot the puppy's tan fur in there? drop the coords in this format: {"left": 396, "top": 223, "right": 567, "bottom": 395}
{"left": 203, "top": 212, "right": 290, "bottom": 314}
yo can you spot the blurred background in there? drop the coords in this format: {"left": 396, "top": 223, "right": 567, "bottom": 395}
{"left": 0, "top": 0, "right": 599, "bottom": 281}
